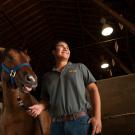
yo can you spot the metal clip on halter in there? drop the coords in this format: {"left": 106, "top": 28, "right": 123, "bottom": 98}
{"left": 10, "top": 70, "right": 16, "bottom": 77}
{"left": 17, "top": 97, "right": 28, "bottom": 110}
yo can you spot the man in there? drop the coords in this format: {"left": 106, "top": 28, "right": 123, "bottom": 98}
{"left": 29, "top": 41, "right": 102, "bottom": 135}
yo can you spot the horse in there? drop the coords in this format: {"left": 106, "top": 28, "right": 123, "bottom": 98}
{"left": 0, "top": 48, "right": 51, "bottom": 135}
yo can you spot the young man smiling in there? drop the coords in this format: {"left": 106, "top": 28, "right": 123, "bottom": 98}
{"left": 29, "top": 41, "right": 102, "bottom": 135}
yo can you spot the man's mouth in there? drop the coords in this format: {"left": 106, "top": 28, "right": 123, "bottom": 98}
{"left": 62, "top": 51, "right": 69, "bottom": 54}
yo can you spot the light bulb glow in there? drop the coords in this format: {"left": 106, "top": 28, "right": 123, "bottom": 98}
{"left": 102, "top": 26, "right": 113, "bottom": 36}
{"left": 101, "top": 63, "right": 109, "bottom": 69}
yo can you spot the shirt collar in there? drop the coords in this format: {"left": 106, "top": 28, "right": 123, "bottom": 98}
{"left": 52, "top": 62, "right": 72, "bottom": 71}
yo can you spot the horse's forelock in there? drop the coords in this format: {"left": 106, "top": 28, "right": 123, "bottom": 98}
{"left": 1, "top": 48, "right": 30, "bottom": 62}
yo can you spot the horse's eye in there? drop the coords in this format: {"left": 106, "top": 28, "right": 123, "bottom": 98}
{"left": 7, "top": 55, "right": 14, "bottom": 62}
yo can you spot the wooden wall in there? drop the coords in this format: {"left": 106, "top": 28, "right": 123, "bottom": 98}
{"left": 97, "top": 74, "right": 135, "bottom": 135}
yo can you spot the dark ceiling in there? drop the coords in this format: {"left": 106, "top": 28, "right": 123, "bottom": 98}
{"left": 0, "top": 0, "right": 135, "bottom": 81}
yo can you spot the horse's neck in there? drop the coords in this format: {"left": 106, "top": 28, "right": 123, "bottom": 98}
{"left": 2, "top": 84, "right": 19, "bottom": 110}
{"left": 2, "top": 82, "right": 36, "bottom": 112}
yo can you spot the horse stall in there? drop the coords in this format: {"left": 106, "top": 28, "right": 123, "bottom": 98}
{"left": 97, "top": 73, "right": 135, "bottom": 135}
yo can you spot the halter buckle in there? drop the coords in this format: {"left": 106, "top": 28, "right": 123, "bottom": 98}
{"left": 10, "top": 70, "right": 16, "bottom": 77}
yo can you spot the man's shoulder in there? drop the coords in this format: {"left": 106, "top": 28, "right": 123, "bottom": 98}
{"left": 70, "top": 62, "right": 85, "bottom": 68}
{"left": 71, "top": 63, "right": 90, "bottom": 73}
{"left": 70, "top": 62, "right": 82, "bottom": 66}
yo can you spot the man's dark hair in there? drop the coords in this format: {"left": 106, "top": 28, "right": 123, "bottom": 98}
{"left": 51, "top": 40, "right": 69, "bottom": 51}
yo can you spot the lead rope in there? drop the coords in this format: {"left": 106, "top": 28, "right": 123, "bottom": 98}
{"left": 16, "top": 90, "right": 44, "bottom": 135}
{"left": 29, "top": 94, "right": 44, "bottom": 135}
{"left": 16, "top": 89, "right": 28, "bottom": 110}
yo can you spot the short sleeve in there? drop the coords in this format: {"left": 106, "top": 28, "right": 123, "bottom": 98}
{"left": 79, "top": 63, "right": 96, "bottom": 86}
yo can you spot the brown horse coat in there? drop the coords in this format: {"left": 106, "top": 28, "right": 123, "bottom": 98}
{"left": 0, "top": 48, "right": 51, "bottom": 135}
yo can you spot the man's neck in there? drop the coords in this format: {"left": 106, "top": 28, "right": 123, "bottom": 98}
{"left": 55, "top": 60, "right": 68, "bottom": 72}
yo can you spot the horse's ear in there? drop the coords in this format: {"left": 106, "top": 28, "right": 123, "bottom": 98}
{"left": 23, "top": 49, "right": 31, "bottom": 61}
{"left": 0, "top": 47, "right": 5, "bottom": 54}
{"left": 0, "top": 47, "right": 5, "bottom": 64}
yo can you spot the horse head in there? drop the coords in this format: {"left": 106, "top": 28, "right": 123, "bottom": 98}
{"left": 0, "top": 48, "right": 37, "bottom": 93}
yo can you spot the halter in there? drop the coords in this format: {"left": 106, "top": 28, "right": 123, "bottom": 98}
{"left": 1, "top": 63, "right": 32, "bottom": 110}
{"left": 1, "top": 63, "right": 31, "bottom": 85}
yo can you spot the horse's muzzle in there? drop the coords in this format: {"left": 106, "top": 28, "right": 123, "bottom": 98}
{"left": 21, "top": 74, "right": 37, "bottom": 93}
{"left": 25, "top": 74, "right": 37, "bottom": 84}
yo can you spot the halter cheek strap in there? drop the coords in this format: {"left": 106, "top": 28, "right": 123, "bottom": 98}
{"left": 1, "top": 63, "right": 31, "bottom": 85}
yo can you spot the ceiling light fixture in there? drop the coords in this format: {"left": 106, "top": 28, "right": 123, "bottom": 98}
{"left": 101, "top": 18, "right": 113, "bottom": 36}
{"left": 100, "top": 57, "right": 110, "bottom": 69}
{"left": 101, "top": 62, "right": 109, "bottom": 69}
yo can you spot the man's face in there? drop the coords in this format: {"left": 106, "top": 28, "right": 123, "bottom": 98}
{"left": 53, "top": 41, "right": 70, "bottom": 60}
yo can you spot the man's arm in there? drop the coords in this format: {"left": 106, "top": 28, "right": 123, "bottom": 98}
{"left": 87, "top": 82, "right": 102, "bottom": 135}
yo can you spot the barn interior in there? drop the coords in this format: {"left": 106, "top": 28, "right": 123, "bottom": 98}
{"left": 0, "top": 0, "right": 135, "bottom": 135}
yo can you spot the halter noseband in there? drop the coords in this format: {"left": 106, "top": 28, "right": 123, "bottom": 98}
{"left": 1, "top": 63, "right": 31, "bottom": 85}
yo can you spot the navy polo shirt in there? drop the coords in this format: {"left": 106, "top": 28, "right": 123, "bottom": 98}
{"left": 40, "top": 62, "right": 96, "bottom": 117}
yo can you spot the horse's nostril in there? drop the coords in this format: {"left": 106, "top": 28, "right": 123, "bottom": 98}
{"left": 25, "top": 75, "right": 36, "bottom": 82}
